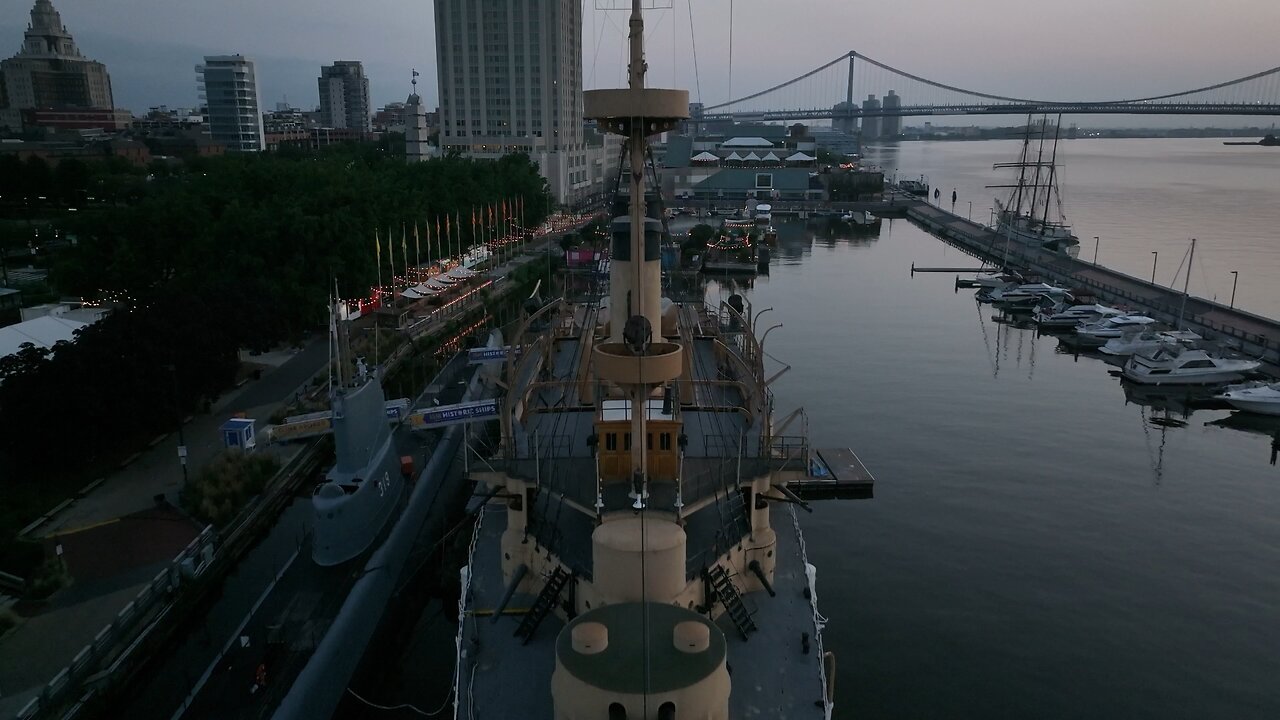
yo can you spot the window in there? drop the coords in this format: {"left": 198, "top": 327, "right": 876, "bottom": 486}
{"left": 660, "top": 433, "right": 672, "bottom": 451}
{"left": 624, "top": 433, "right": 631, "bottom": 451}
{"left": 605, "top": 433, "right": 617, "bottom": 451}
{"left": 755, "top": 173, "right": 773, "bottom": 189}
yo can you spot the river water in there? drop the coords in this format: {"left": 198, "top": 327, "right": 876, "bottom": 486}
{"left": 702, "top": 139, "right": 1280, "bottom": 720}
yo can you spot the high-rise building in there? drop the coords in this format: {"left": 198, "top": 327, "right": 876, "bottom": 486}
{"left": 0, "top": 0, "right": 114, "bottom": 131}
{"left": 433, "top": 0, "right": 589, "bottom": 202}
{"left": 881, "top": 90, "right": 901, "bottom": 139}
{"left": 318, "top": 61, "right": 371, "bottom": 132}
{"left": 197, "top": 55, "right": 265, "bottom": 152}
{"left": 860, "top": 94, "right": 881, "bottom": 140}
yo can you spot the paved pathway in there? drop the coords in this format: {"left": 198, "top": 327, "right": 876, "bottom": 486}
{"left": 0, "top": 340, "right": 328, "bottom": 717}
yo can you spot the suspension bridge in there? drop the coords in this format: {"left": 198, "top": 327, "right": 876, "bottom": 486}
{"left": 697, "top": 52, "right": 1280, "bottom": 124}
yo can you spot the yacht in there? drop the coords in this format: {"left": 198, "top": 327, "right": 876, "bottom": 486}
{"left": 1123, "top": 346, "right": 1261, "bottom": 385}
{"left": 1074, "top": 314, "right": 1157, "bottom": 346}
{"left": 1216, "top": 381, "right": 1280, "bottom": 416}
{"left": 1099, "top": 329, "right": 1202, "bottom": 356}
{"left": 1034, "top": 303, "right": 1124, "bottom": 328}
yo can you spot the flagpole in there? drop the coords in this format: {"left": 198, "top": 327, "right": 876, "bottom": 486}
{"left": 387, "top": 227, "right": 395, "bottom": 292}
{"left": 374, "top": 229, "right": 383, "bottom": 306}
{"left": 401, "top": 224, "right": 408, "bottom": 288}
{"left": 414, "top": 223, "right": 421, "bottom": 283}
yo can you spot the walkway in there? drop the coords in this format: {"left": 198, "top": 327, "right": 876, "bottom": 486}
{"left": 0, "top": 342, "right": 328, "bottom": 718}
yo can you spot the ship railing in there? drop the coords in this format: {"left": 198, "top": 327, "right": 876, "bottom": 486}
{"left": 769, "top": 435, "right": 811, "bottom": 471}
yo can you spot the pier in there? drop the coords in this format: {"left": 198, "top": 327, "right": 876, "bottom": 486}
{"left": 893, "top": 199, "right": 1280, "bottom": 369}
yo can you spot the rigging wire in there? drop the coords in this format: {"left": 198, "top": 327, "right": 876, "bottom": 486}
{"left": 345, "top": 687, "right": 451, "bottom": 716}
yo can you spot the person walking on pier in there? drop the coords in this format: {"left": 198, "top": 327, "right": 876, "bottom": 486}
{"left": 933, "top": 187, "right": 940, "bottom": 204}
{"left": 952, "top": 188, "right": 957, "bottom": 208}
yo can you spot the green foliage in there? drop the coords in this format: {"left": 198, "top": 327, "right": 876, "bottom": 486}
{"left": 0, "top": 606, "right": 16, "bottom": 635}
{"left": 27, "top": 557, "right": 71, "bottom": 600}
{"left": 181, "top": 450, "right": 281, "bottom": 527}
{"left": 683, "top": 223, "right": 716, "bottom": 252}
{"left": 0, "top": 146, "right": 552, "bottom": 544}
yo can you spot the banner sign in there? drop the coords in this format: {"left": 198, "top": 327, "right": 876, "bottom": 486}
{"left": 408, "top": 399, "right": 500, "bottom": 430}
{"left": 467, "top": 346, "right": 522, "bottom": 364}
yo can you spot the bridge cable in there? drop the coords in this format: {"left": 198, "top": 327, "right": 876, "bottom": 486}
{"left": 685, "top": 0, "right": 702, "bottom": 101}
{"left": 709, "top": 49, "right": 1280, "bottom": 113}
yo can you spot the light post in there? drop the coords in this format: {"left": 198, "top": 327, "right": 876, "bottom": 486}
{"left": 167, "top": 364, "right": 188, "bottom": 487}
{"left": 967, "top": 201, "right": 972, "bottom": 221}
{"left": 1150, "top": 251, "right": 1158, "bottom": 284}
{"left": 1093, "top": 236, "right": 1100, "bottom": 264}
{"left": 988, "top": 207, "right": 995, "bottom": 227}
{"left": 1230, "top": 271, "right": 1239, "bottom": 309}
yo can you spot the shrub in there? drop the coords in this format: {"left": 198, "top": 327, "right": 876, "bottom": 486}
{"left": 181, "top": 450, "right": 281, "bottom": 527}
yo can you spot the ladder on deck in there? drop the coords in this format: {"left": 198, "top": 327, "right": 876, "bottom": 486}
{"left": 706, "top": 565, "right": 757, "bottom": 640}
{"left": 514, "top": 566, "right": 573, "bottom": 644}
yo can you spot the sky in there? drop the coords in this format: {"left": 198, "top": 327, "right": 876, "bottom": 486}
{"left": 2, "top": 0, "right": 1277, "bottom": 125}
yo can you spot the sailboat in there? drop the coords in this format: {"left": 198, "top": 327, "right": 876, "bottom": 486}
{"left": 452, "top": 3, "right": 872, "bottom": 717}
{"left": 988, "top": 115, "right": 1080, "bottom": 257}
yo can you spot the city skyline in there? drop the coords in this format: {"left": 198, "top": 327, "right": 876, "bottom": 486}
{"left": 0, "top": 0, "right": 1276, "bottom": 125}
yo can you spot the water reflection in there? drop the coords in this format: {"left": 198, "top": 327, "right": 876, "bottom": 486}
{"left": 1207, "top": 412, "right": 1280, "bottom": 466}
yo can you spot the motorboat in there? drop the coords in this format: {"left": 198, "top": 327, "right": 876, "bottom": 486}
{"left": 1034, "top": 303, "right": 1124, "bottom": 328}
{"left": 1216, "top": 381, "right": 1280, "bottom": 416}
{"left": 974, "top": 271, "right": 1019, "bottom": 288}
{"left": 1073, "top": 315, "right": 1157, "bottom": 346}
{"left": 1123, "top": 346, "right": 1261, "bottom": 385}
{"left": 980, "top": 282, "right": 1071, "bottom": 305}
{"left": 1099, "top": 329, "right": 1202, "bottom": 356}
{"left": 899, "top": 178, "right": 929, "bottom": 195}
{"left": 840, "top": 210, "right": 878, "bottom": 226}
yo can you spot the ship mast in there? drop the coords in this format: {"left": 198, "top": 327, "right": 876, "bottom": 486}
{"left": 586, "top": 0, "right": 688, "bottom": 503}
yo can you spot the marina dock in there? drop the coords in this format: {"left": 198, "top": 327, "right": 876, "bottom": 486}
{"left": 897, "top": 199, "right": 1280, "bottom": 369}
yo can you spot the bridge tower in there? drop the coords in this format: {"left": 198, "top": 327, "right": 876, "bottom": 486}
{"left": 861, "top": 94, "right": 881, "bottom": 140}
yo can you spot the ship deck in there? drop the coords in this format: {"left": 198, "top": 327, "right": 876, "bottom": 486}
{"left": 456, "top": 502, "right": 831, "bottom": 719}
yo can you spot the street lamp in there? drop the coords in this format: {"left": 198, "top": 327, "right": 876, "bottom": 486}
{"left": 167, "top": 364, "right": 188, "bottom": 487}
{"left": 967, "top": 201, "right": 972, "bottom": 221}
{"left": 988, "top": 207, "right": 995, "bottom": 227}
{"left": 1093, "top": 236, "right": 1100, "bottom": 264}
{"left": 1230, "top": 270, "right": 1239, "bottom": 309}
{"left": 1150, "top": 251, "right": 1158, "bottom": 284}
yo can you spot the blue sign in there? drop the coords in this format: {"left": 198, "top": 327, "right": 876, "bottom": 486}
{"left": 410, "top": 399, "right": 500, "bottom": 429}
{"left": 467, "top": 346, "right": 521, "bottom": 364}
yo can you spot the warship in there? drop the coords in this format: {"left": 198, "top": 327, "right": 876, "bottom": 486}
{"left": 454, "top": 3, "right": 873, "bottom": 718}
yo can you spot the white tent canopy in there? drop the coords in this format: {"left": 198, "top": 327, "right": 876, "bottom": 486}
{"left": 761, "top": 151, "right": 780, "bottom": 163}
{"left": 721, "top": 136, "right": 775, "bottom": 148}
{"left": 0, "top": 316, "right": 88, "bottom": 359}
{"left": 691, "top": 151, "right": 719, "bottom": 162}
{"left": 725, "top": 152, "right": 745, "bottom": 161}
{"left": 786, "top": 151, "right": 816, "bottom": 162}
{"left": 743, "top": 152, "right": 762, "bottom": 162}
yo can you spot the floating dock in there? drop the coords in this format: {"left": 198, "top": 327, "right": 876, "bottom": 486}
{"left": 792, "top": 447, "right": 876, "bottom": 500}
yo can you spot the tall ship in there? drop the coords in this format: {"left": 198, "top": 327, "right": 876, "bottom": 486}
{"left": 989, "top": 115, "right": 1081, "bottom": 257}
{"left": 454, "top": 3, "right": 872, "bottom": 718}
